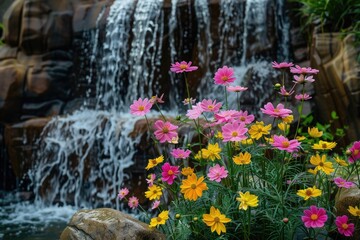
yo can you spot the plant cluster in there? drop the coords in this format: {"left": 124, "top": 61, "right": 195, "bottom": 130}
{"left": 118, "top": 61, "right": 360, "bottom": 239}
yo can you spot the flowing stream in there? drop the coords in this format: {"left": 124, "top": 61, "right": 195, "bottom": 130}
{"left": 0, "top": 0, "right": 290, "bottom": 239}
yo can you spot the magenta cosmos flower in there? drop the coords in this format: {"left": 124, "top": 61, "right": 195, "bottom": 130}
{"left": 207, "top": 164, "right": 228, "bottom": 182}
{"left": 290, "top": 65, "right": 319, "bottom": 75}
{"left": 237, "top": 110, "right": 254, "bottom": 124}
{"left": 151, "top": 200, "right": 161, "bottom": 210}
{"left": 128, "top": 196, "right": 139, "bottom": 209}
{"left": 118, "top": 187, "right": 129, "bottom": 200}
{"left": 154, "top": 120, "right": 178, "bottom": 143}
{"left": 261, "top": 102, "right": 292, "bottom": 118}
{"left": 334, "top": 177, "right": 354, "bottom": 189}
{"left": 186, "top": 102, "right": 203, "bottom": 119}
{"left": 348, "top": 141, "right": 360, "bottom": 163}
{"left": 221, "top": 121, "right": 248, "bottom": 142}
{"left": 227, "top": 85, "right": 248, "bottom": 92}
{"left": 335, "top": 215, "right": 355, "bottom": 237}
{"left": 170, "top": 148, "right": 191, "bottom": 159}
{"left": 161, "top": 162, "right": 180, "bottom": 185}
{"left": 170, "top": 61, "right": 198, "bottom": 73}
{"left": 272, "top": 61, "right": 294, "bottom": 69}
{"left": 214, "top": 66, "right": 236, "bottom": 85}
{"left": 200, "top": 99, "right": 222, "bottom": 113}
{"left": 130, "top": 98, "right": 152, "bottom": 116}
{"left": 272, "top": 135, "right": 300, "bottom": 153}
{"left": 215, "top": 110, "right": 241, "bottom": 124}
{"left": 293, "top": 74, "right": 315, "bottom": 84}
{"left": 295, "top": 93, "right": 312, "bottom": 101}
{"left": 301, "top": 205, "right": 328, "bottom": 228}
{"left": 279, "top": 86, "right": 294, "bottom": 97}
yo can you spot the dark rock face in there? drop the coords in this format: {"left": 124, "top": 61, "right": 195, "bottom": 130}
{"left": 60, "top": 208, "right": 166, "bottom": 240}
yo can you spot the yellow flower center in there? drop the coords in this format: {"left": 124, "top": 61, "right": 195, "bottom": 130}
{"left": 319, "top": 162, "right": 324, "bottom": 167}
{"left": 342, "top": 223, "right": 348, "bottom": 230}
{"left": 282, "top": 141, "right": 290, "bottom": 148}
{"left": 153, "top": 190, "right": 157, "bottom": 194}
{"left": 310, "top": 214, "right": 318, "bottom": 220}
{"left": 151, "top": 159, "right": 157, "bottom": 164}
{"left": 162, "top": 126, "right": 169, "bottom": 133}
{"left": 138, "top": 106, "right": 145, "bottom": 111}
{"left": 274, "top": 109, "right": 280, "bottom": 113}
{"left": 168, "top": 170, "right": 174, "bottom": 175}
{"left": 191, "top": 184, "right": 197, "bottom": 189}
{"left": 354, "top": 149, "right": 359, "bottom": 155}
{"left": 305, "top": 190, "right": 313, "bottom": 196}
{"left": 157, "top": 217, "right": 162, "bottom": 222}
{"left": 208, "top": 105, "right": 214, "bottom": 110}
{"left": 214, "top": 217, "right": 220, "bottom": 223}
{"left": 322, "top": 143, "right": 327, "bottom": 148}
{"left": 180, "top": 64, "right": 187, "bottom": 70}
{"left": 240, "top": 116, "right": 246, "bottom": 121}
{"left": 232, "top": 132, "right": 238, "bottom": 137}
{"left": 221, "top": 76, "right": 229, "bottom": 82}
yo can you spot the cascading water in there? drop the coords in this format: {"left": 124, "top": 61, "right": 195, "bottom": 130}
{"left": 1, "top": 0, "right": 291, "bottom": 239}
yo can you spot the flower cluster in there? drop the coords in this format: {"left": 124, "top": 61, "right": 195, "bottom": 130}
{"left": 118, "top": 61, "right": 360, "bottom": 239}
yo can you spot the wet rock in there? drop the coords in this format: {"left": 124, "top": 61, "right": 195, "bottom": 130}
{"left": 60, "top": 208, "right": 166, "bottom": 240}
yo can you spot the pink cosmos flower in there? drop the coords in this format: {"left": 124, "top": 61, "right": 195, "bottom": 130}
{"left": 154, "top": 120, "right": 178, "bottom": 143}
{"left": 183, "top": 97, "right": 196, "bottom": 105}
{"left": 214, "top": 66, "right": 236, "bottom": 85}
{"left": 348, "top": 141, "right": 360, "bottom": 163}
{"left": 227, "top": 85, "right": 248, "bottom": 92}
{"left": 301, "top": 205, "right": 328, "bottom": 228}
{"left": 207, "top": 164, "right": 228, "bottom": 182}
{"left": 118, "top": 188, "right": 129, "bottom": 200}
{"left": 186, "top": 102, "right": 204, "bottom": 119}
{"left": 151, "top": 200, "right": 161, "bottom": 210}
{"left": 272, "top": 61, "right": 294, "bottom": 69}
{"left": 272, "top": 135, "right": 300, "bottom": 153}
{"left": 290, "top": 65, "right": 319, "bottom": 75}
{"left": 128, "top": 196, "right": 139, "bottom": 209}
{"left": 295, "top": 93, "right": 312, "bottom": 101}
{"left": 335, "top": 215, "right": 355, "bottom": 237}
{"left": 261, "top": 102, "right": 292, "bottom": 118}
{"left": 170, "top": 148, "right": 191, "bottom": 159}
{"left": 279, "top": 86, "right": 294, "bottom": 97}
{"left": 334, "top": 177, "right": 354, "bottom": 189}
{"left": 200, "top": 99, "right": 222, "bottom": 113}
{"left": 161, "top": 163, "right": 180, "bottom": 185}
{"left": 237, "top": 110, "right": 255, "bottom": 124}
{"left": 221, "top": 121, "right": 248, "bottom": 142}
{"left": 293, "top": 74, "right": 315, "bottom": 84}
{"left": 130, "top": 98, "right": 152, "bottom": 116}
{"left": 170, "top": 61, "right": 198, "bottom": 73}
{"left": 214, "top": 110, "right": 241, "bottom": 124}
{"left": 146, "top": 174, "right": 156, "bottom": 187}
{"left": 150, "top": 93, "right": 165, "bottom": 104}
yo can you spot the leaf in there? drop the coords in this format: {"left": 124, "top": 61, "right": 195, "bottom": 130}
{"left": 331, "top": 111, "right": 339, "bottom": 120}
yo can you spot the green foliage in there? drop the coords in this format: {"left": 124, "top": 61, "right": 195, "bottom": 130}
{"left": 0, "top": 22, "right": 4, "bottom": 46}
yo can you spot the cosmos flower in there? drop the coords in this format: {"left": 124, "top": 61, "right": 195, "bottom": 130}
{"left": 348, "top": 141, "right": 360, "bottom": 163}
{"left": 200, "top": 99, "right": 222, "bottom": 113}
{"left": 261, "top": 102, "right": 292, "bottom": 118}
{"left": 301, "top": 205, "right": 327, "bottom": 228}
{"left": 290, "top": 65, "right": 319, "bottom": 75}
{"left": 334, "top": 177, "right": 354, "bottom": 189}
{"left": 297, "top": 186, "right": 322, "bottom": 200}
{"left": 236, "top": 191, "right": 259, "bottom": 210}
{"left": 170, "top": 61, "right": 198, "bottom": 73}
{"left": 154, "top": 120, "right": 178, "bottom": 143}
{"left": 128, "top": 196, "right": 139, "bottom": 209}
{"left": 207, "top": 164, "right": 228, "bottom": 182}
{"left": 170, "top": 148, "right": 191, "bottom": 159}
{"left": 145, "top": 185, "right": 162, "bottom": 200}
{"left": 118, "top": 188, "right": 129, "bottom": 200}
{"left": 161, "top": 163, "right": 180, "bottom": 185}
{"left": 180, "top": 174, "right": 208, "bottom": 201}
{"left": 272, "top": 135, "right": 300, "bottom": 153}
{"left": 149, "top": 210, "right": 169, "bottom": 228}
{"left": 335, "top": 215, "right": 355, "bottom": 237}
{"left": 233, "top": 152, "right": 251, "bottom": 165}
{"left": 221, "top": 121, "right": 248, "bottom": 142}
{"left": 213, "top": 66, "right": 236, "bottom": 85}
{"left": 309, "top": 154, "right": 334, "bottom": 175}
{"left": 272, "top": 61, "right": 294, "bottom": 69}
{"left": 130, "top": 98, "right": 152, "bottom": 116}
{"left": 226, "top": 85, "right": 248, "bottom": 92}
{"left": 202, "top": 206, "right": 231, "bottom": 235}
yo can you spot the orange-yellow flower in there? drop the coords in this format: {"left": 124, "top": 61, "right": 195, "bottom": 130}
{"left": 149, "top": 210, "right": 169, "bottom": 228}
{"left": 348, "top": 206, "right": 360, "bottom": 217}
{"left": 202, "top": 143, "right": 221, "bottom": 161}
{"left": 145, "top": 155, "right": 164, "bottom": 170}
{"left": 180, "top": 174, "right": 208, "bottom": 201}
{"left": 282, "top": 115, "right": 294, "bottom": 124}
{"left": 181, "top": 167, "right": 194, "bottom": 176}
{"left": 236, "top": 191, "right": 259, "bottom": 210}
{"left": 308, "top": 127, "right": 323, "bottom": 138}
{"left": 312, "top": 140, "right": 337, "bottom": 150}
{"left": 248, "top": 121, "right": 271, "bottom": 140}
{"left": 202, "top": 206, "right": 231, "bottom": 235}
{"left": 233, "top": 152, "right": 251, "bottom": 165}
{"left": 145, "top": 184, "right": 162, "bottom": 200}
{"left": 310, "top": 154, "right": 334, "bottom": 175}
{"left": 297, "top": 186, "right": 322, "bottom": 200}
{"left": 334, "top": 156, "right": 348, "bottom": 167}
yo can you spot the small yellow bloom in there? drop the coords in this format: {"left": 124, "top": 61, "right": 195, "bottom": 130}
{"left": 296, "top": 136, "right": 306, "bottom": 141}
{"left": 145, "top": 184, "right": 162, "bottom": 200}
{"left": 334, "top": 156, "right": 348, "bottom": 167}
{"left": 149, "top": 210, "right": 169, "bottom": 228}
{"left": 248, "top": 121, "right": 271, "bottom": 140}
{"left": 282, "top": 115, "right": 294, "bottom": 124}
{"left": 194, "top": 149, "right": 203, "bottom": 160}
{"left": 181, "top": 167, "right": 194, "bottom": 176}
{"left": 308, "top": 127, "right": 323, "bottom": 138}
{"left": 348, "top": 206, "right": 360, "bottom": 217}
{"left": 296, "top": 186, "right": 322, "bottom": 200}
{"left": 215, "top": 131, "right": 223, "bottom": 140}
{"left": 233, "top": 152, "right": 251, "bottom": 165}
{"left": 241, "top": 138, "right": 254, "bottom": 145}
{"left": 236, "top": 191, "right": 259, "bottom": 210}
{"left": 202, "top": 206, "right": 231, "bottom": 235}
{"left": 307, "top": 168, "right": 318, "bottom": 175}
{"left": 145, "top": 155, "right": 164, "bottom": 170}
{"left": 278, "top": 122, "right": 289, "bottom": 132}
{"left": 309, "top": 154, "right": 334, "bottom": 175}
{"left": 202, "top": 143, "right": 221, "bottom": 161}
{"left": 180, "top": 174, "right": 208, "bottom": 201}
{"left": 312, "top": 140, "right": 337, "bottom": 150}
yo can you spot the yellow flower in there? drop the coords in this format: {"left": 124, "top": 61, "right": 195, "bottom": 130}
{"left": 307, "top": 168, "right": 318, "bottom": 175}
{"left": 145, "top": 155, "right": 164, "bottom": 170}
{"left": 145, "top": 184, "right": 162, "bottom": 200}
{"left": 202, "top": 206, "right": 231, "bottom": 235}
{"left": 202, "top": 143, "right": 221, "bottom": 161}
{"left": 149, "top": 210, "right": 169, "bottom": 228}
{"left": 248, "top": 121, "right": 271, "bottom": 140}
{"left": 308, "top": 127, "right": 323, "bottom": 138}
{"left": 236, "top": 191, "right": 259, "bottom": 210}
{"left": 233, "top": 152, "right": 251, "bottom": 165}
{"left": 181, "top": 167, "right": 194, "bottom": 176}
{"left": 215, "top": 131, "right": 223, "bottom": 140}
{"left": 334, "top": 156, "right": 348, "bottom": 167}
{"left": 348, "top": 206, "right": 360, "bottom": 217}
{"left": 309, "top": 154, "right": 334, "bottom": 175}
{"left": 194, "top": 149, "right": 203, "bottom": 160}
{"left": 312, "top": 140, "right": 337, "bottom": 150}
{"left": 278, "top": 122, "right": 289, "bottom": 132}
{"left": 180, "top": 174, "right": 208, "bottom": 201}
{"left": 296, "top": 186, "right": 322, "bottom": 200}
{"left": 282, "top": 115, "right": 294, "bottom": 124}
{"left": 296, "top": 136, "right": 306, "bottom": 141}
{"left": 241, "top": 138, "right": 254, "bottom": 145}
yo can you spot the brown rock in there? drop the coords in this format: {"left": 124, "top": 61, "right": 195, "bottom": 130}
{"left": 60, "top": 208, "right": 166, "bottom": 240}
{"left": 45, "top": 11, "right": 73, "bottom": 50}
{"left": 2, "top": 0, "right": 23, "bottom": 47}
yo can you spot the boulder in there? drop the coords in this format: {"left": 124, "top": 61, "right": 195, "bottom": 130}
{"left": 60, "top": 208, "right": 166, "bottom": 240}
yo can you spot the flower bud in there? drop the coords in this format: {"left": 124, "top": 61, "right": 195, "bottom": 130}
{"left": 175, "top": 214, "right": 181, "bottom": 219}
{"left": 193, "top": 217, "right": 198, "bottom": 221}
{"left": 274, "top": 83, "right": 281, "bottom": 90}
{"left": 282, "top": 218, "right": 289, "bottom": 224}
{"left": 346, "top": 149, "right": 351, "bottom": 155}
